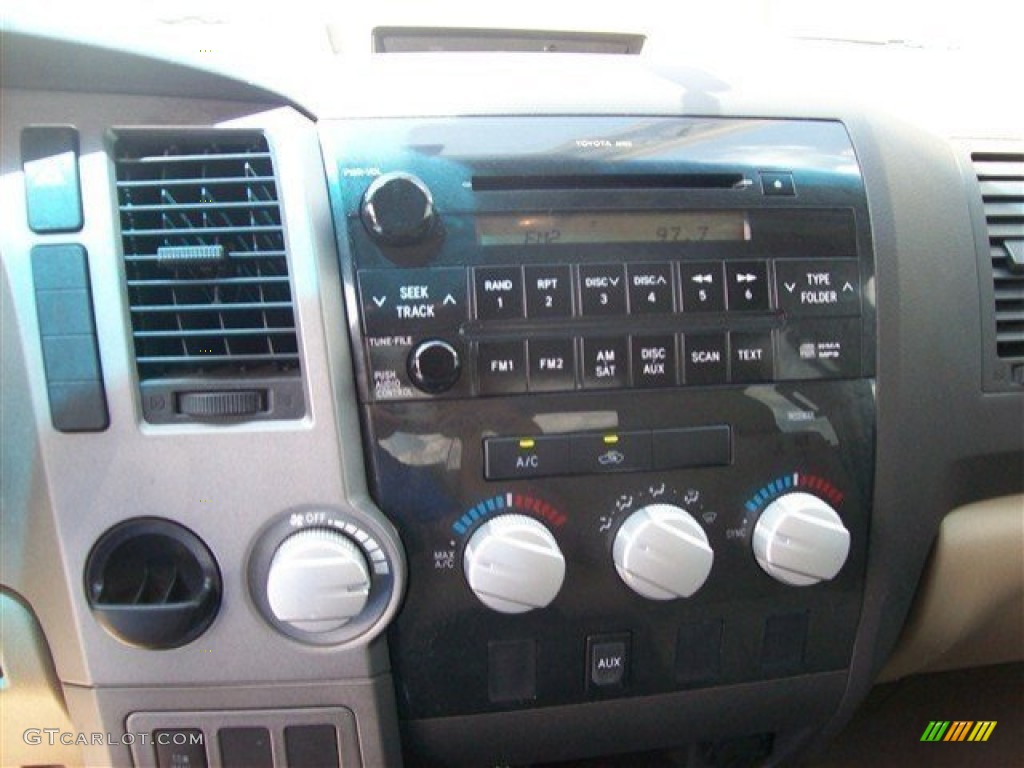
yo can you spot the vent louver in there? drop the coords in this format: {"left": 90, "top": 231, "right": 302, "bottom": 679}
{"left": 114, "top": 131, "right": 304, "bottom": 422}
{"left": 972, "top": 150, "right": 1024, "bottom": 361}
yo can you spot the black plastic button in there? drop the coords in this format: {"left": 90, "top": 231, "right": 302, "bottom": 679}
{"left": 408, "top": 339, "right": 461, "bottom": 393}
{"left": 652, "top": 426, "right": 732, "bottom": 470}
{"left": 676, "top": 621, "right": 723, "bottom": 685}
{"left": 525, "top": 265, "right": 573, "bottom": 318}
{"left": 761, "top": 613, "right": 808, "bottom": 675}
{"left": 627, "top": 263, "right": 674, "bottom": 314}
{"left": 22, "top": 126, "right": 83, "bottom": 233}
{"left": 730, "top": 332, "right": 774, "bottom": 383}
{"left": 154, "top": 729, "right": 207, "bottom": 768}
{"left": 726, "top": 261, "right": 771, "bottom": 312}
{"left": 582, "top": 337, "right": 628, "bottom": 389}
{"left": 359, "top": 267, "right": 466, "bottom": 335}
{"left": 484, "top": 436, "right": 571, "bottom": 480}
{"left": 776, "top": 319, "right": 861, "bottom": 380}
{"left": 489, "top": 639, "right": 537, "bottom": 703}
{"left": 477, "top": 341, "right": 526, "bottom": 395}
{"left": 684, "top": 334, "right": 728, "bottom": 385}
{"left": 775, "top": 259, "right": 861, "bottom": 317}
{"left": 579, "top": 264, "right": 627, "bottom": 315}
{"left": 219, "top": 727, "right": 272, "bottom": 768}
{"left": 528, "top": 338, "right": 576, "bottom": 392}
{"left": 761, "top": 171, "right": 796, "bottom": 196}
{"left": 587, "top": 633, "right": 630, "bottom": 690}
{"left": 570, "top": 432, "right": 652, "bottom": 474}
{"left": 475, "top": 266, "right": 523, "bottom": 320}
{"left": 679, "top": 262, "right": 725, "bottom": 312}
{"left": 631, "top": 335, "right": 678, "bottom": 388}
{"left": 284, "top": 724, "right": 339, "bottom": 768}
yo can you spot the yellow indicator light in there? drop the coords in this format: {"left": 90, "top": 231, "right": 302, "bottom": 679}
{"left": 603, "top": 434, "right": 620, "bottom": 445}
{"left": 519, "top": 438, "right": 536, "bottom": 449}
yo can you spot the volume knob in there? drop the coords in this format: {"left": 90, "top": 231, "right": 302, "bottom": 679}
{"left": 463, "top": 514, "right": 566, "bottom": 614}
{"left": 752, "top": 492, "right": 850, "bottom": 586}
{"left": 612, "top": 504, "right": 714, "bottom": 600}
{"left": 361, "top": 172, "right": 438, "bottom": 247}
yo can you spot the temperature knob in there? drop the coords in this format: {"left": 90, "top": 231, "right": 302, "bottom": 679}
{"left": 361, "top": 172, "right": 438, "bottom": 247}
{"left": 612, "top": 504, "right": 714, "bottom": 600}
{"left": 463, "top": 514, "right": 566, "bottom": 614}
{"left": 752, "top": 492, "right": 850, "bottom": 586}
{"left": 266, "top": 528, "right": 371, "bottom": 632}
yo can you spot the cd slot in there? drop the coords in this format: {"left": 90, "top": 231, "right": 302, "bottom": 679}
{"left": 472, "top": 173, "right": 747, "bottom": 192}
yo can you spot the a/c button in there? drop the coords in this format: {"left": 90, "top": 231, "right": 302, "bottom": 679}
{"left": 484, "top": 436, "right": 570, "bottom": 480}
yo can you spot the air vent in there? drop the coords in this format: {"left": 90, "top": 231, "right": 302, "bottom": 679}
{"left": 114, "top": 131, "right": 304, "bottom": 422}
{"left": 972, "top": 150, "right": 1024, "bottom": 362}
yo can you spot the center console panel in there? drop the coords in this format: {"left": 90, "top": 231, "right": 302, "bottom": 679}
{"left": 321, "top": 117, "right": 876, "bottom": 763}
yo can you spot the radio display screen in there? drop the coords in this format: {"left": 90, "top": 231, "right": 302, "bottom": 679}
{"left": 475, "top": 211, "right": 751, "bottom": 246}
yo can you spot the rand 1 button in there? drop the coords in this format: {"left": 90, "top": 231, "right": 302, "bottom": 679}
{"left": 725, "top": 261, "right": 770, "bottom": 312}
{"left": 581, "top": 337, "right": 628, "bottom": 389}
{"left": 570, "top": 431, "right": 652, "bottom": 474}
{"left": 477, "top": 341, "right": 527, "bottom": 395}
{"left": 579, "top": 264, "right": 627, "bottom": 315}
{"left": 525, "top": 265, "right": 573, "bottom": 317}
{"left": 627, "top": 262, "right": 674, "bottom": 314}
{"left": 775, "top": 259, "right": 861, "bottom": 317}
{"left": 475, "top": 265, "right": 524, "bottom": 320}
{"left": 484, "top": 436, "right": 571, "bottom": 480}
{"left": 730, "top": 332, "right": 774, "bottom": 383}
{"left": 528, "top": 338, "right": 576, "bottom": 392}
{"left": 679, "top": 262, "right": 725, "bottom": 312}
{"left": 631, "top": 335, "right": 678, "bottom": 388}
{"left": 777, "top": 319, "right": 862, "bottom": 380}
{"left": 359, "top": 267, "right": 467, "bottom": 335}
{"left": 683, "top": 334, "right": 728, "bottom": 385}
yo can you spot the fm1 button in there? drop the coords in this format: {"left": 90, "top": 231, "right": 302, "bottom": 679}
{"left": 478, "top": 341, "right": 526, "bottom": 395}
{"left": 587, "top": 634, "right": 630, "bottom": 690}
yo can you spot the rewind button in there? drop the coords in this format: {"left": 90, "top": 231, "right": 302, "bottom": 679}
{"left": 679, "top": 262, "right": 725, "bottom": 312}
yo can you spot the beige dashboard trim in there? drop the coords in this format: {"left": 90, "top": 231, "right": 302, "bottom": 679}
{"left": 880, "top": 495, "right": 1024, "bottom": 682}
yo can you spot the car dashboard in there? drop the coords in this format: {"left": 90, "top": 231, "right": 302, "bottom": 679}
{"left": 1, "top": 21, "right": 1022, "bottom": 768}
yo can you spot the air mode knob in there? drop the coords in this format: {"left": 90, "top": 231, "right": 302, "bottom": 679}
{"left": 266, "top": 528, "right": 371, "bottom": 632}
{"left": 463, "top": 514, "right": 566, "bottom": 614}
{"left": 361, "top": 172, "right": 438, "bottom": 247}
{"left": 752, "top": 492, "right": 850, "bottom": 586}
{"left": 612, "top": 504, "right": 714, "bottom": 600}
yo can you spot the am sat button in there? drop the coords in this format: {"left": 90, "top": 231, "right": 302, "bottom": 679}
{"left": 484, "top": 436, "right": 570, "bottom": 480}
{"left": 582, "top": 337, "right": 628, "bottom": 389}
{"left": 570, "top": 431, "right": 652, "bottom": 474}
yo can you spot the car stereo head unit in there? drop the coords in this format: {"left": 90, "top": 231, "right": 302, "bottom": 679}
{"left": 322, "top": 116, "right": 877, "bottom": 764}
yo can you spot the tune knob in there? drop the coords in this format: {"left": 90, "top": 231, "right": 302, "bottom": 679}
{"left": 612, "top": 504, "right": 714, "bottom": 600}
{"left": 266, "top": 527, "right": 371, "bottom": 632}
{"left": 361, "top": 172, "right": 438, "bottom": 247}
{"left": 752, "top": 492, "right": 850, "bottom": 586}
{"left": 463, "top": 514, "right": 566, "bottom": 614}
{"left": 408, "top": 339, "right": 461, "bottom": 394}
